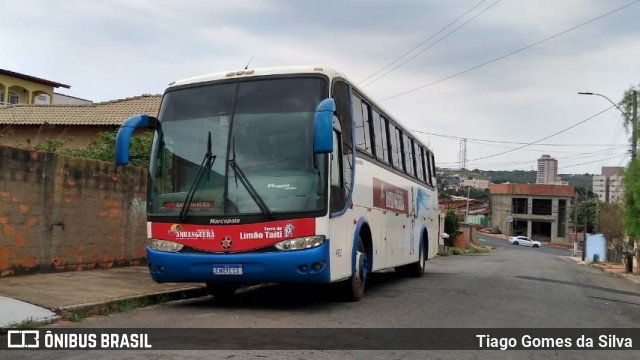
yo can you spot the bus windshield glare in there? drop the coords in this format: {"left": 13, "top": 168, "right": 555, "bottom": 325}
{"left": 148, "top": 76, "right": 328, "bottom": 218}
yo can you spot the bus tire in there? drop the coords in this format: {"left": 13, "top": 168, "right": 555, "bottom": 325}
{"left": 206, "top": 282, "right": 239, "bottom": 301}
{"left": 341, "top": 235, "right": 367, "bottom": 301}
{"left": 395, "top": 240, "right": 425, "bottom": 278}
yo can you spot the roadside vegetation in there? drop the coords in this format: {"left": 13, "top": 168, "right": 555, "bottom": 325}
{"left": 30, "top": 131, "right": 152, "bottom": 167}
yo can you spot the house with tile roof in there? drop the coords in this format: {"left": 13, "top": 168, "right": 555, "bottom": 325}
{"left": 0, "top": 94, "right": 161, "bottom": 149}
{"left": 0, "top": 69, "right": 71, "bottom": 106}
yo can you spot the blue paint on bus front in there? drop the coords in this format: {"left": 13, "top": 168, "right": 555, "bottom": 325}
{"left": 147, "top": 240, "right": 331, "bottom": 284}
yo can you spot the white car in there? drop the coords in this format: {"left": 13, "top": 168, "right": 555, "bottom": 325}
{"left": 508, "top": 236, "right": 543, "bottom": 248}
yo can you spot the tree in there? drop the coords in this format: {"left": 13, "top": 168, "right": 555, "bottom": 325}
{"left": 619, "top": 86, "right": 639, "bottom": 148}
{"left": 623, "top": 159, "right": 640, "bottom": 238}
{"left": 619, "top": 86, "right": 640, "bottom": 272}
{"left": 444, "top": 210, "right": 460, "bottom": 236}
{"left": 597, "top": 201, "right": 624, "bottom": 261}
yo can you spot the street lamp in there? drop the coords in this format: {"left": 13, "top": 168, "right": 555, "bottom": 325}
{"left": 578, "top": 90, "right": 638, "bottom": 159}
{"left": 578, "top": 90, "right": 638, "bottom": 269}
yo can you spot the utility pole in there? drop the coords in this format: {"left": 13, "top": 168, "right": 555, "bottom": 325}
{"left": 584, "top": 192, "right": 589, "bottom": 261}
{"left": 465, "top": 186, "right": 471, "bottom": 223}
{"left": 628, "top": 90, "right": 637, "bottom": 272}
{"left": 632, "top": 90, "right": 638, "bottom": 160}
{"left": 574, "top": 192, "right": 579, "bottom": 257}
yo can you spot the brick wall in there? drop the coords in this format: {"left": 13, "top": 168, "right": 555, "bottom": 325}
{"left": 0, "top": 145, "right": 147, "bottom": 276}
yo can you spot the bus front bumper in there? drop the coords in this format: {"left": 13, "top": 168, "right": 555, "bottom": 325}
{"left": 146, "top": 241, "right": 331, "bottom": 284}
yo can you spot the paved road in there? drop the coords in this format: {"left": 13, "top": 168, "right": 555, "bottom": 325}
{"left": 5, "top": 240, "right": 640, "bottom": 359}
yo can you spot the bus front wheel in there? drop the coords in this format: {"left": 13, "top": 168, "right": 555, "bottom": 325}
{"left": 206, "top": 282, "right": 239, "bottom": 301}
{"left": 340, "top": 236, "right": 368, "bottom": 301}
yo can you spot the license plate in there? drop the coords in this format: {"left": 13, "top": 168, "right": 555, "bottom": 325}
{"left": 212, "top": 264, "right": 243, "bottom": 275}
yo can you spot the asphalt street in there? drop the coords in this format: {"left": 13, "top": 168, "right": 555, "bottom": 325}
{"left": 4, "top": 235, "right": 639, "bottom": 359}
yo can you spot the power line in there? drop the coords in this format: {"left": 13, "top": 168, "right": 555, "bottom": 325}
{"left": 458, "top": 106, "right": 614, "bottom": 163}
{"left": 559, "top": 153, "right": 628, "bottom": 170}
{"left": 360, "top": 0, "right": 501, "bottom": 87}
{"left": 381, "top": 0, "right": 640, "bottom": 101}
{"left": 411, "top": 129, "right": 627, "bottom": 147}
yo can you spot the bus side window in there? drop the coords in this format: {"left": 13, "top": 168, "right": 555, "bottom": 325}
{"left": 372, "top": 110, "right": 389, "bottom": 164}
{"left": 425, "top": 151, "right": 434, "bottom": 187}
{"left": 403, "top": 133, "right": 415, "bottom": 177}
{"left": 330, "top": 129, "right": 346, "bottom": 213}
{"left": 389, "top": 125, "right": 403, "bottom": 169}
{"left": 430, "top": 153, "right": 437, "bottom": 185}
{"left": 415, "top": 143, "right": 425, "bottom": 182}
{"left": 353, "top": 94, "right": 373, "bottom": 154}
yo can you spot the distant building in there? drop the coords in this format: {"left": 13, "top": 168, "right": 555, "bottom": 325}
{"left": 536, "top": 154, "right": 557, "bottom": 184}
{"left": 460, "top": 178, "right": 490, "bottom": 189}
{"left": 0, "top": 69, "right": 71, "bottom": 106}
{"left": 593, "top": 166, "right": 624, "bottom": 203}
{"left": 439, "top": 197, "right": 489, "bottom": 226}
{"left": 443, "top": 176, "right": 461, "bottom": 190}
{"left": 536, "top": 154, "right": 567, "bottom": 185}
{"left": 54, "top": 93, "right": 93, "bottom": 105}
{"left": 489, "top": 183, "right": 575, "bottom": 243}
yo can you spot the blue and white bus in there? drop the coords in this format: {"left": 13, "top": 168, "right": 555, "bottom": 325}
{"left": 115, "top": 66, "right": 440, "bottom": 301}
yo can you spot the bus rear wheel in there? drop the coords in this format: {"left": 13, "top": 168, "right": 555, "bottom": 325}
{"left": 395, "top": 241, "right": 425, "bottom": 278}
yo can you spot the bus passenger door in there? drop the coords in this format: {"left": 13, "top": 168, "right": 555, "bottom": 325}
{"left": 330, "top": 130, "right": 346, "bottom": 213}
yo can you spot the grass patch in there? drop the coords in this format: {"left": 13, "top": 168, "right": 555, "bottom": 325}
{"left": 451, "top": 247, "right": 466, "bottom": 255}
{"left": 116, "top": 298, "right": 148, "bottom": 312}
{"left": 468, "top": 246, "right": 491, "bottom": 254}
{"left": 437, "top": 250, "right": 452, "bottom": 256}
{"left": 68, "top": 309, "right": 88, "bottom": 322}
{"left": 6, "top": 318, "right": 40, "bottom": 330}
{"left": 156, "top": 294, "right": 171, "bottom": 304}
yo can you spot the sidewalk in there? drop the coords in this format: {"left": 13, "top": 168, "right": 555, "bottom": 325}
{"left": 561, "top": 256, "right": 640, "bottom": 285}
{"left": 0, "top": 266, "right": 207, "bottom": 328}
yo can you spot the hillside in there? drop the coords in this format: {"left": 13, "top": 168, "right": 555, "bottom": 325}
{"left": 438, "top": 169, "right": 593, "bottom": 191}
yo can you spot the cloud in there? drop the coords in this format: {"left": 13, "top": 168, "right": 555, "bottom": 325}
{"left": 2, "top": 0, "right": 638, "bottom": 174}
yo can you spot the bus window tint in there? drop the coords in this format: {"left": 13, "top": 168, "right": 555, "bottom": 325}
{"left": 415, "top": 143, "right": 425, "bottom": 182}
{"left": 389, "top": 125, "right": 403, "bottom": 169}
{"left": 148, "top": 77, "right": 329, "bottom": 216}
{"left": 372, "top": 111, "right": 389, "bottom": 164}
{"left": 425, "top": 151, "right": 433, "bottom": 186}
{"left": 430, "top": 153, "right": 437, "bottom": 184}
{"left": 403, "top": 133, "right": 415, "bottom": 176}
{"left": 353, "top": 95, "right": 373, "bottom": 154}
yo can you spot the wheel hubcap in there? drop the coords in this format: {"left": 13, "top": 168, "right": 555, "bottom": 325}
{"left": 355, "top": 251, "right": 368, "bottom": 284}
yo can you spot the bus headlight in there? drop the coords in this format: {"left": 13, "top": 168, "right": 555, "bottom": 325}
{"left": 148, "top": 239, "right": 184, "bottom": 252}
{"left": 275, "top": 236, "right": 325, "bottom": 251}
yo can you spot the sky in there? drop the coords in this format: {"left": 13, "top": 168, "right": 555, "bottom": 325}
{"left": 3, "top": 0, "right": 640, "bottom": 175}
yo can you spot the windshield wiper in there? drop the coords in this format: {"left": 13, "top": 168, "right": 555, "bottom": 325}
{"left": 179, "top": 132, "right": 216, "bottom": 221}
{"left": 228, "top": 138, "right": 273, "bottom": 219}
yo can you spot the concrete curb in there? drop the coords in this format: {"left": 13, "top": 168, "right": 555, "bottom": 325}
{"left": 55, "top": 286, "right": 209, "bottom": 322}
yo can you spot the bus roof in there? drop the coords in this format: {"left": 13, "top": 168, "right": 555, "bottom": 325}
{"left": 166, "top": 65, "right": 431, "bottom": 153}
{"left": 168, "top": 65, "right": 347, "bottom": 88}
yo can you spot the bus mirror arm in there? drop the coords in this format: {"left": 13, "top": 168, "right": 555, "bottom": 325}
{"left": 313, "top": 98, "right": 335, "bottom": 154}
{"left": 115, "top": 114, "right": 157, "bottom": 166}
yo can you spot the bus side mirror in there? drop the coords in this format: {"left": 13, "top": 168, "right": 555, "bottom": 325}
{"left": 115, "top": 114, "right": 156, "bottom": 165}
{"left": 313, "top": 98, "right": 334, "bottom": 154}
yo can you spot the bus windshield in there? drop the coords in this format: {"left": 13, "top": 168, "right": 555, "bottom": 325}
{"left": 148, "top": 76, "right": 328, "bottom": 219}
